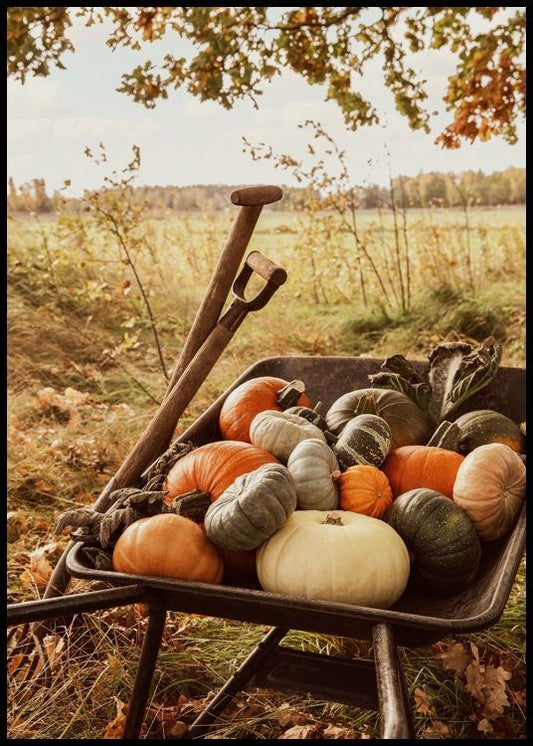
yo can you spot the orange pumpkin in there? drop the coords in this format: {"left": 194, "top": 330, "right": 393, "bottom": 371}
{"left": 338, "top": 464, "right": 394, "bottom": 519}
{"left": 163, "top": 440, "right": 279, "bottom": 503}
{"left": 219, "top": 376, "right": 314, "bottom": 443}
{"left": 383, "top": 445, "right": 465, "bottom": 499}
{"left": 112, "top": 513, "right": 224, "bottom": 583}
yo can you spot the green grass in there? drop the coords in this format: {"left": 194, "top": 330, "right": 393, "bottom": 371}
{"left": 7, "top": 204, "right": 525, "bottom": 739}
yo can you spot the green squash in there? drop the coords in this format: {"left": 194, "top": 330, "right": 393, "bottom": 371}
{"left": 286, "top": 437, "right": 340, "bottom": 510}
{"left": 326, "top": 388, "right": 433, "bottom": 449}
{"left": 204, "top": 463, "right": 297, "bottom": 552}
{"left": 332, "top": 414, "right": 392, "bottom": 471}
{"left": 283, "top": 404, "right": 328, "bottom": 431}
{"left": 384, "top": 488, "right": 481, "bottom": 595}
{"left": 453, "top": 409, "right": 526, "bottom": 455}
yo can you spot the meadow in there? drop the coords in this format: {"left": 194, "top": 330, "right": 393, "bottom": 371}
{"left": 7, "top": 202, "right": 526, "bottom": 739}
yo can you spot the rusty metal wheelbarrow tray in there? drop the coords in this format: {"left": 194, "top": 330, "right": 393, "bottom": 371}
{"left": 66, "top": 355, "right": 526, "bottom": 648}
{"left": 58, "top": 355, "right": 525, "bottom": 739}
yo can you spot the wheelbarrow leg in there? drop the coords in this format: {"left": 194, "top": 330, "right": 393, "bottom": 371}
{"left": 187, "top": 626, "right": 289, "bottom": 738}
{"left": 122, "top": 598, "right": 167, "bottom": 740}
{"left": 372, "top": 623, "right": 414, "bottom": 739}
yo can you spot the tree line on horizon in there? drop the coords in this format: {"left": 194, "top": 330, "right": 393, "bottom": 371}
{"left": 7, "top": 166, "right": 525, "bottom": 215}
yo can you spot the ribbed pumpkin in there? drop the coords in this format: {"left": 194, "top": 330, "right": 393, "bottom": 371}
{"left": 286, "top": 438, "right": 340, "bottom": 510}
{"left": 163, "top": 440, "right": 279, "bottom": 504}
{"left": 332, "top": 414, "right": 392, "bottom": 470}
{"left": 384, "top": 488, "right": 481, "bottom": 594}
{"left": 454, "top": 409, "right": 526, "bottom": 455}
{"left": 256, "top": 510, "right": 410, "bottom": 609}
{"left": 339, "top": 465, "right": 393, "bottom": 519}
{"left": 112, "top": 513, "right": 224, "bottom": 583}
{"left": 453, "top": 443, "right": 526, "bottom": 541}
{"left": 219, "top": 376, "right": 313, "bottom": 443}
{"left": 383, "top": 445, "right": 465, "bottom": 499}
{"left": 249, "top": 410, "right": 327, "bottom": 463}
{"left": 325, "top": 388, "right": 433, "bottom": 449}
{"left": 204, "top": 463, "right": 297, "bottom": 552}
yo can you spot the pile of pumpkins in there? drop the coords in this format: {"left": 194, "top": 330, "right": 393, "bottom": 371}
{"left": 113, "top": 375, "right": 526, "bottom": 611}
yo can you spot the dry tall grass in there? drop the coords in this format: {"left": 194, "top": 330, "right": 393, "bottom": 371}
{"left": 7, "top": 204, "right": 526, "bottom": 739}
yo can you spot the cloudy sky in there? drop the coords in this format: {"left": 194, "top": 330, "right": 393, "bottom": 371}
{"left": 7, "top": 8, "right": 526, "bottom": 197}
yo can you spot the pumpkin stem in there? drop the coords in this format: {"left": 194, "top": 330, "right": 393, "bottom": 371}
{"left": 330, "top": 469, "right": 341, "bottom": 482}
{"left": 167, "top": 489, "right": 211, "bottom": 524}
{"left": 426, "top": 421, "right": 461, "bottom": 452}
{"left": 277, "top": 379, "right": 307, "bottom": 409}
{"left": 324, "top": 513, "right": 343, "bottom": 525}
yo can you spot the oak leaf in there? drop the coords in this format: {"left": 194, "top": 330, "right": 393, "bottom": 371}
{"left": 322, "top": 723, "right": 358, "bottom": 738}
{"left": 434, "top": 640, "right": 471, "bottom": 677}
{"left": 279, "top": 723, "right": 320, "bottom": 739}
{"left": 464, "top": 643, "right": 512, "bottom": 719}
{"left": 414, "top": 686, "right": 434, "bottom": 716}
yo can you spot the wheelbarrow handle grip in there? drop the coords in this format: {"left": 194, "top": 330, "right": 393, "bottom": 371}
{"left": 231, "top": 185, "right": 283, "bottom": 207}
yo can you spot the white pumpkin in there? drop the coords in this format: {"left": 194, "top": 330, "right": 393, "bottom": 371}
{"left": 249, "top": 410, "right": 327, "bottom": 463}
{"left": 453, "top": 442, "right": 526, "bottom": 541}
{"left": 286, "top": 438, "right": 340, "bottom": 510}
{"left": 256, "top": 509, "right": 410, "bottom": 609}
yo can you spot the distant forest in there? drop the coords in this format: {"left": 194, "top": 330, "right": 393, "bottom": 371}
{"left": 7, "top": 166, "right": 525, "bottom": 215}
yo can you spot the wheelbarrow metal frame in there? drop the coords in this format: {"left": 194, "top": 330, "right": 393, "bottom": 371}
{"left": 7, "top": 355, "right": 526, "bottom": 740}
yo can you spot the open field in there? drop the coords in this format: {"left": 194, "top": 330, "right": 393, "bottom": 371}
{"left": 7, "top": 204, "right": 526, "bottom": 739}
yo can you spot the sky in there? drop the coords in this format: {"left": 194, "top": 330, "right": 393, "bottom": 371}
{"left": 7, "top": 8, "right": 526, "bottom": 198}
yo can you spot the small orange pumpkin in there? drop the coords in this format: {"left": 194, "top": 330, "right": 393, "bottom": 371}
{"left": 219, "top": 376, "right": 314, "bottom": 443}
{"left": 383, "top": 445, "right": 465, "bottom": 499}
{"left": 163, "top": 440, "right": 279, "bottom": 504}
{"left": 112, "top": 513, "right": 224, "bottom": 583}
{"left": 339, "top": 464, "right": 393, "bottom": 519}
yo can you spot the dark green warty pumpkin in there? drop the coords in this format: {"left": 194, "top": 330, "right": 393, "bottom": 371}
{"left": 384, "top": 488, "right": 481, "bottom": 595}
{"left": 453, "top": 409, "right": 526, "bottom": 455}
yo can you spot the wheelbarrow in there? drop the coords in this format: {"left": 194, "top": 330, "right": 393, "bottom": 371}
{"left": 7, "top": 355, "right": 526, "bottom": 739}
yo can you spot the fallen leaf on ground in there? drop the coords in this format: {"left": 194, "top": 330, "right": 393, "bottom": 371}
{"left": 279, "top": 723, "right": 320, "bottom": 739}
{"left": 464, "top": 643, "right": 512, "bottom": 719}
{"left": 20, "top": 553, "right": 54, "bottom": 591}
{"left": 511, "top": 690, "right": 526, "bottom": 707}
{"left": 103, "top": 699, "right": 128, "bottom": 739}
{"left": 274, "top": 702, "right": 308, "bottom": 728}
{"left": 414, "top": 686, "right": 434, "bottom": 716}
{"left": 476, "top": 717, "right": 494, "bottom": 734}
{"left": 433, "top": 640, "right": 471, "bottom": 676}
{"left": 421, "top": 720, "right": 453, "bottom": 737}
{"left": 322, "top": 723, "right": 358, "bottom": 738}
